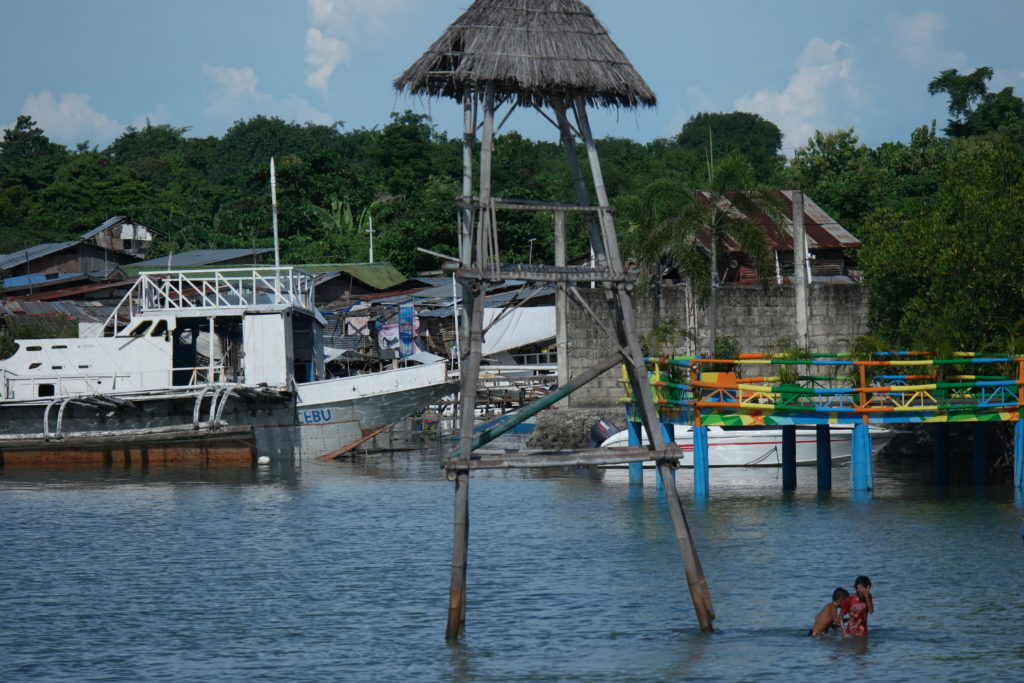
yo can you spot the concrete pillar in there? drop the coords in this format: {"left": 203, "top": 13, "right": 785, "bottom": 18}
{"left": 694, "top": 426, "right": 709, "bottom": 496}
{"left": 554, "top": 211, "right": 568, "bottom": 406}
{"left": 792, "top": 190, "right": 809, "bottom": 348}
{"left": 1014, "top": 420, "right": 1023, "bottom": 490}
{"left": 627, "top": 420, "right": 643, "bottom": 485}
{"left": 851, "top": 423, "right": 873, "bottom": 492}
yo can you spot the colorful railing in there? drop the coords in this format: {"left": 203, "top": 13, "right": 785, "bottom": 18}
{"left": 621, "top": 351, "right": 1024, "bottom": 426}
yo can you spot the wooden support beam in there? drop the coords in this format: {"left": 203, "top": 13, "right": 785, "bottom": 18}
{"left": 972, "top": 422, "right": 988, "bottom": 485}
{"left": 933, "top": 422, "right": 950, "bottom": 486}
{"left": 815, "top": 424, "right": 832, "bottom": 490}
{"left": 782, "top": 425, "right": 796, "bottom": 490}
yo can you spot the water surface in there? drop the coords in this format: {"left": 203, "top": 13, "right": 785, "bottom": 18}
{"left": 2, "top": 448, "right": 1021, "bottom": 681}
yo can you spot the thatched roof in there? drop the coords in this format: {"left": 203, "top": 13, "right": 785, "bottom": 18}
{"left": 394, "top": 0, "right": 656, "bottom": 109}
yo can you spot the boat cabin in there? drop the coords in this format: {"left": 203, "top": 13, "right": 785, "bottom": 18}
{"left": 0, "top": 268, "right": 326, "bottom": 400}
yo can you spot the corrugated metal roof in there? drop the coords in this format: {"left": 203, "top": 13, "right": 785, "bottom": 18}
{"left": 299, "top": 262, "right": 408, "bottom": 290}
{"left": 0, "top": 241, "right": 80, "bottom": 270}
{"left": 79, "top": 216, "right": 164, "bottom": 240}
{"left": 79, "top": 215, "right": 126, "bottom": 239}
{"left": 3, "top": 272, "right": 85, "bottom": 289}
{"left": 129, "top": 248, "right": 274, "bottom": 268}
{"left": 2, "top": 299, "right": 115, "bottom": 323}
{"left": 693, "top": 190, "right": 859, "bottom": 254}
{"left": 8, "top": 278, "right": 136, "bottom": 302}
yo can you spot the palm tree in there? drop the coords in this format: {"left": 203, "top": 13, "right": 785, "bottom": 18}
{"left": 619, "top": 153, "right": 783, "bottom": 352}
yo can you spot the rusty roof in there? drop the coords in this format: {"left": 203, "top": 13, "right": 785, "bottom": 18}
{"left": 693, "top": 189, "right": 859, "bottom": 254}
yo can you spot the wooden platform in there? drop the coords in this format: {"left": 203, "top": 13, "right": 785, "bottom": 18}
{"left": 445, "top": 446, "right": 680, "bottom": 471}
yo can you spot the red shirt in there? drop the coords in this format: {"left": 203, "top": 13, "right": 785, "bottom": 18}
{"left": 841, "top": 594, "right": 869, "bottom": 635}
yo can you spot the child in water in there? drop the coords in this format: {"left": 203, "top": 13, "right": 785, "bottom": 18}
{"left": 840, "top": 575, "right": 874, "bottom": 635}
{"left": 808, "top": 587, "right": 849, "bottom": 636}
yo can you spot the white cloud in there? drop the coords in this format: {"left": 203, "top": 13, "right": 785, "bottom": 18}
{"left": 734, "top": 38, "right": 859, "bottom": 149}
{"left": 202, "top": 64, "right": 332, "bottom": 125}
{"left": 17, "top": 91, "right": 122, "bottom": 146}
{"left": 304, "top": 0, "right": 405, "bottom": 95}
{"left": 888, "top": 12, "right": 966, "bottom": 69}
{"left": 305, "top": 28, "right": 350, "bottom": 95}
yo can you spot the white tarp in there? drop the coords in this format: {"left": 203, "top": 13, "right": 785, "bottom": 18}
{"left": 481, "top": 306, "right": 554, "bottom": 356}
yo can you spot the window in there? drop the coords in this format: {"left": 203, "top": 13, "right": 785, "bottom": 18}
{"left": 130, "top": 321, "right": 153, "bottom": 336}
{"left": 151, "top": 320, "right": 168, "bottom": 336}
{"left": 27, "top": 346, "right": 42, "bottom": 351}
{"left": 29, "top": 362, "right": 41, "bottom": 370}
{"left": 38, "top": 384, "right": 55, "bottom": 397}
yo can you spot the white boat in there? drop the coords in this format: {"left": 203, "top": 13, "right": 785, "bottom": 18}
{"left": 0, "top": 267, "right": 454, "bottom": 464}
{"left": 599, "top": 424, "right": 894, "bottom": 467}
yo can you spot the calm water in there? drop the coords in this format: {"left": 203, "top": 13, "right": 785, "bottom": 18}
{"left": 2, "top": 443, "right": 1022, "bottom": 682}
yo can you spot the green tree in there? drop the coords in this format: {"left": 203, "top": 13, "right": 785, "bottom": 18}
{"left": 928, "top": 67, "right": 1024, "bottom": 137}
{"left": 859, "top": 128, "right": 1024, "bottom": 347}
{"left": 0, "top": 115, "right": 64, "bottom": 163}
{"left": 618, "top": 153, "right": 782, "bottom": 350}
{"left": 788, "top": 128, "right": 891, "bottom": 231}
{"left": 105, "top": 121, "right": 189, "bottom": 164}
{"left": 677, "top": 112, "right": 785, "bottom": 183}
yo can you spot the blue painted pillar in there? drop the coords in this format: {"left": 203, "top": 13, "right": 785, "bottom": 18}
{"left": 655, "top": 423, "right": 676, "bottom": 491}
{"left": 1014, "top": 420, "right": 1023, "bottom": 490}
{"left": 627, "top": 420, "right": 643, "bottom": 485}
{"left": 851, "top": 423, "right": 873, "bottom": 492}
{"left": 815, "top": 424, "right": 832, "bottom": 490}
{"left": 782, "top": 425, "right": 797, "bottom": 490}
{"left": 693, "top": 426, "right": 709, "bottom": 496}
{"left": 934, "top": 422, "right": 950, "bottom": 486}
{"left": 972, "top": 422, "right": 988, "bottom": 485}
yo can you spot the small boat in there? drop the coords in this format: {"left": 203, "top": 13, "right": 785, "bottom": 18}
{"left": 599, "top": 424, "right": 894, "bottom": 467}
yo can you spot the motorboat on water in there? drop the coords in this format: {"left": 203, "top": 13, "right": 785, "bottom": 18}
{"left": 599, "top": 423, "right": 894, "bottom": 467}
{"left": 0, "top": 267, "right": 454, "bottom": 464}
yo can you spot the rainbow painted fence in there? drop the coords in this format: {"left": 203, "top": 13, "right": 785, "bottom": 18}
{"left": 620, "top": 351, "right": 1024, "bottom": 492}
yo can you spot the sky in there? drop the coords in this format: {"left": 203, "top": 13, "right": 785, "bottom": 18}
{"left": 2, "top": 0, "right": 1022, "bottom": 156}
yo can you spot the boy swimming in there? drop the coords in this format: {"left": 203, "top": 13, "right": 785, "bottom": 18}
{"left": 840, "top": 575, "right": 874, "bottom": 635}
{"left": 808, "top": 587, "right": 849, "bottom": 636}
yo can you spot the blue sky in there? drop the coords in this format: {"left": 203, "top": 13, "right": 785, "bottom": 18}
{"left": 2, "top": 0, "right": 1022, "bottom": 155}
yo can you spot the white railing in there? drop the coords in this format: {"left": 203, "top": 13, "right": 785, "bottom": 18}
{"left": 104, "top": 267, "right": 315, "bottom": 335}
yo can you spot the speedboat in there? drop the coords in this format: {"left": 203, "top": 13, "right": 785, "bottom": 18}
{"left": 599, "top": 424, "right": 894, "bottom": 467}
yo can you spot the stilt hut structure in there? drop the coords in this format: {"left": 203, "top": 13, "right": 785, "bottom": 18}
{"left": 395, "top": 0, "right": 714, "bottom": 640}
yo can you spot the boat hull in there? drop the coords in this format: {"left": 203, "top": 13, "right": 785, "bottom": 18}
{"left": 0, "top": 364, "right": 454, "bottom": 465}
{"left": 599, "top": 426, "right": 893, "bottom": 468}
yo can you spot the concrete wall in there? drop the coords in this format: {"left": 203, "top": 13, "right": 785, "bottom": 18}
{"left": 565, "top": 283, "right": 869, "bottom": 408}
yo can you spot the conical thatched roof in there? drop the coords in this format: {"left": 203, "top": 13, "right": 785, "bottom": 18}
{"left": 394, "top": 0, "right": 655, "bottom": 109}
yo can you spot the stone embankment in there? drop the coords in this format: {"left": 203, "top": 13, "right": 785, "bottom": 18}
{"left": 527, "top": 408, "right": 626, "bottom": 450}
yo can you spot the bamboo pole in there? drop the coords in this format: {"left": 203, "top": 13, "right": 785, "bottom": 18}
{"left": 575, "top": 96, "right": 714, "bottom": 632}
{"left": 446, "top": 82, "right": 496, "bottom": 643}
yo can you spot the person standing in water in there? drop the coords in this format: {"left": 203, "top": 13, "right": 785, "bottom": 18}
{"left": 840, "top": 576, "right": 874, "bottom": 635}
{"left": 809, "top": 587, "right": 849, "bottom": 636}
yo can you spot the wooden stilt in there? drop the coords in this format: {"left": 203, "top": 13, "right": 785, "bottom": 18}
{"left": 781, "top": 425, "right": 796, "bottom": 490}
{"left": 934, "top": 422, "right": 950, "bottom": 486}
{"left": 815, "top": 424, "right": 831, "bottom": 490}
{"left": 446, "top": 469, "right": 469, "bottom": 641}
{"left": 971, "top": 422, "right": 988, "bottom": 485}
{"left": 575, "top": 97, "right": 713, "bottom": 632}
{"left": 1013, "top": 420, "right": 1023, "bottom": 490}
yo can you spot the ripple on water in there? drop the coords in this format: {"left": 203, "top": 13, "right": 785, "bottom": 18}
{"left": 1, "top": 456, "right": 1021, "bottom": 681}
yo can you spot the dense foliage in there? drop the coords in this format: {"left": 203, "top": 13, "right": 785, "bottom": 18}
{"left": 2, "top": 67, "right": 1022, "bottom": 351}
